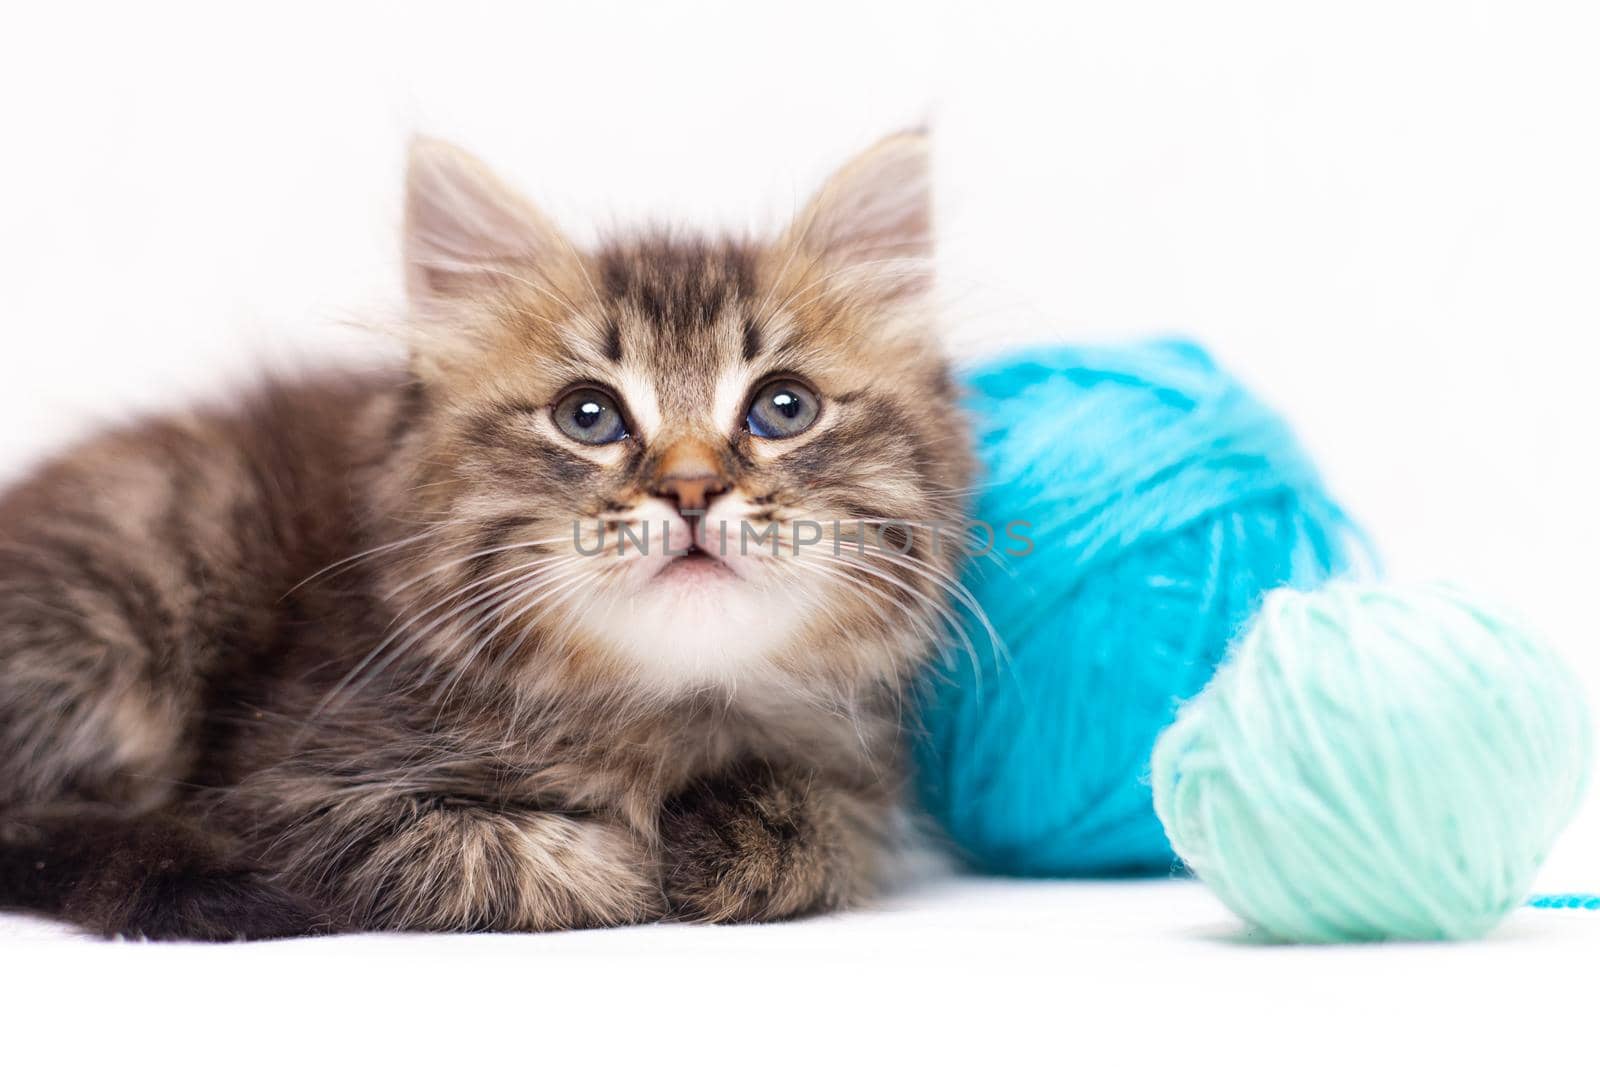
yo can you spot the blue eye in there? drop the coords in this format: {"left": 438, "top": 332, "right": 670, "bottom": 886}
{"left": 553, "top": 387, "right": 629, "bottom": 445}
{"left": 746, "top": 379, "right": 820, "bottom": 439}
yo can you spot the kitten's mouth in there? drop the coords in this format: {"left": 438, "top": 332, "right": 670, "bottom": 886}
{"left": 656, "top": 545, "right": 734, "bottom": 582}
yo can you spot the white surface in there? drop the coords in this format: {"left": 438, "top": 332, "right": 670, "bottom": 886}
{"left": 3, "top": 1, "right": 1600, "bottom": 1058}
{"left": 2, "top": 878, "right": 1597, "bottom": 1062}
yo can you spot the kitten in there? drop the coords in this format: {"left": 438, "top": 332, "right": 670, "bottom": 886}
{"left": 0, "top": 131, "right": 973, "bottom": 939}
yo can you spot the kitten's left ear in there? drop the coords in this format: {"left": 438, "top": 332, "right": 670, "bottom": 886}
{"left": 404, "top": 137, "right": 575, "bottom": 312}
{"left": 782, "top": 129, "right": 933, "bottom": 280}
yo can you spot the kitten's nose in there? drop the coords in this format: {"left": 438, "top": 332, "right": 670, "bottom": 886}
{"left": 652, "top": 440, "right": 728, "bottom": 517}
{"left": 659, "top": 475, "right": 726, "bottom": 515}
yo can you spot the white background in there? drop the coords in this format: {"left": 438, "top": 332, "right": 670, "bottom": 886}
{"left": 2, "top": 2, "right": 1598, "bottom": 1061}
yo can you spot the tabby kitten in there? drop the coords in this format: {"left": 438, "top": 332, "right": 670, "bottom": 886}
{"left": 0, "top": 131, "right": 973, "bottom": 939}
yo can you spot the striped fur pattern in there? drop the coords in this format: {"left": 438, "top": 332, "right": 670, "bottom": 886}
{"left": 0, "top": 132, "right": 974, "bottom": 938}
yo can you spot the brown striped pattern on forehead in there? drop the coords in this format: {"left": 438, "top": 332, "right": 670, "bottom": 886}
{"left": 591, "top": 233, "right": 764, "bottom": 422}
{"left": 597, "top": 234, "right": 759, "bottom": 335}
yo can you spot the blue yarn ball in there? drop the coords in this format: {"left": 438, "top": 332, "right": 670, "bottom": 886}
{"left": 915, "top": 339, "right": 1360, "bottom": 875}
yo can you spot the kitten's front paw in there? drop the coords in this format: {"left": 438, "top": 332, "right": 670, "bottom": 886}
{"left": 660, "top": 763, "right": 871, "bottom": 923}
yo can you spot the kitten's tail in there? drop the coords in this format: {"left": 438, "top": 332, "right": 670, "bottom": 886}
{"left": 0, "top": 806, "right": 329, "bottom": 941}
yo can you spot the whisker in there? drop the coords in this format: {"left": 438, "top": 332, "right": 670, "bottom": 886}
{"left": 278, "top": 527, "right": 446, "bottom": 600}
{"left": 390, "top": 535, "right": 570, "bottom": 595}
{"left": 846, "top": 517, "right": 1020, "bottom": 578}
{"left": 784, "top": 555, "right": 950, "bottom": 658}
{"left": 848, "top": 546, "right": 1011, "bottom": 677}
{"left": 814, "top": 552, "right": 985, "bottom": 686}
{"left": 422, "top": 563, "right": 597, "bottom": 717}
{"left": 782, "top": 555, "right": 957, "bottom": 674}
{"left": 445, "top": 567, "right": 599, "bottom": 710}
{"left": 312, "top": 556, "right": 577, "bottom": 717}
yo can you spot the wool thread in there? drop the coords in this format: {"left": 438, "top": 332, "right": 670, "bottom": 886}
{"left": 1152, "top": 582, "right": 1593, "bottom": 942}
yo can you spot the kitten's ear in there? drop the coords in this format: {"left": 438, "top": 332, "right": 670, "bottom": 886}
{"left": 783, "top": 130, "right": 933, "bottom": 277}
{"left": 404, "top": 137, "right": 573, "bottom": 311}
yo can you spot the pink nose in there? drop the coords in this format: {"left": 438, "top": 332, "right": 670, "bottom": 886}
{"left": 651, "top": 439, "right": 728, "bottom": 517}
{"left": 655, "top": 474, "right": 727, "bottom": 515}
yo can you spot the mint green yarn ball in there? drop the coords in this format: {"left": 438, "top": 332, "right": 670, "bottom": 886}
{"left": 1151, "top": 582, "right": 1593, "bottom": 943}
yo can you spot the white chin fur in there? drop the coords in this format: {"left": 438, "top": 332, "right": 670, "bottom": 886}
{"left": 580, "top": 564, "right": 812, "bottom": 691}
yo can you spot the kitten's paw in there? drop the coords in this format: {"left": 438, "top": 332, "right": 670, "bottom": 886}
{"left": 120, "top": 871, "right": 334, "bottom": 941}
{"left": 326, "top": 807, "right": 665, "bottom": 932}
{"left": 660, "top": 763, "right": 870, "bottom": 923}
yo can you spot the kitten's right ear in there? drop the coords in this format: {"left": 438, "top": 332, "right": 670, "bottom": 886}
{"left": 404, "top": 137, "right": 572, "bottom": 312}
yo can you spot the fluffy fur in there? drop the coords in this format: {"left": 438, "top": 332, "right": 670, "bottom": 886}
{"left": 0, "top": 132, "right": 973, "bottom": 938}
